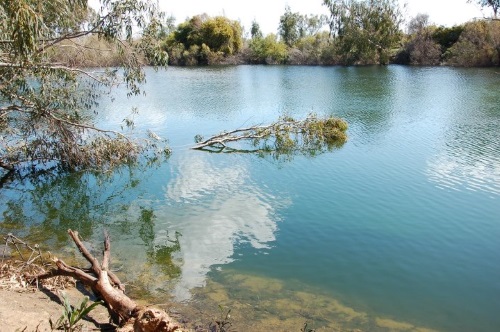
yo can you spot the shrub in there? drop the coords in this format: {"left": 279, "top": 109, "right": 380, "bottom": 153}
{"left": 447, "top": 20, "right": 500, "bottom": 66}
{"left": 432, "top": 25, "right": 464, "bottom": 51}
{"left": 247, "top": 34, "right": 288, "bottom": 64}
{"left": 163, "top": 14, "right": 243, "bottom": 65}
{"left": 407, "top": 33, "right": 442, "bottom": 65}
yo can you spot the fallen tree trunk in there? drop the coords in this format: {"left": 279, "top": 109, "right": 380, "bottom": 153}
{"left": 25, "top": 229, "right": 183, "bottom": 332}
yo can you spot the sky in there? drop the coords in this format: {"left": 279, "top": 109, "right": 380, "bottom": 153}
{"left": 157, "top": 0, "right": 487, "bottom": 35}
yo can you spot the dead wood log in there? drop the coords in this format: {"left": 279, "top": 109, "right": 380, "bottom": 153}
{"left": 25, "top": 229, "right": 183, "bottom": 332}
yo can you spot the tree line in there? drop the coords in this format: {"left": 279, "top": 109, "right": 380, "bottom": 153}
{"left": 158, "top": 0, "right": 500, "bottom": 67}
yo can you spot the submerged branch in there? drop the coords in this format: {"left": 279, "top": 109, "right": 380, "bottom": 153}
{"left": 192, "top": 114, "right": 348, "bottom": 159}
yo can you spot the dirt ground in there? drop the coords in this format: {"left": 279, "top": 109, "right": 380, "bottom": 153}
{"left": 0, "top": 287, "right": 113, "bottom": 332}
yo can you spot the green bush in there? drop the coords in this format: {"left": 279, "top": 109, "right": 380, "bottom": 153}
{"left": 289, "top": 33, "right": 330, "bottom": 65}
{"left": 432, "top": 25, "right": 464, "bottom": 51}
{"left": 247, "top": 34, "right": 288, "bottom": 64}
{"left": 163, "top": 14, "right": 243, "bottom": 66}
{"left": 447, "top": 20, "right": 500, "bottom": 66}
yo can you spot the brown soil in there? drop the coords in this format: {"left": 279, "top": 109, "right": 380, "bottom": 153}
{"left": 0, "top": 287, "right": 113, "bottom": 332}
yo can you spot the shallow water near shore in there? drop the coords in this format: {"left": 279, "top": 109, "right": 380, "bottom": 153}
{"left": 156, "top": 269, "right": 440, "bottom": 331}
{"left": 1, "top": 65, "right": 499, "bottom": 331}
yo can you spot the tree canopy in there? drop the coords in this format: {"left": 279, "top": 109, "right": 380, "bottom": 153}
{"left": 278, "top": 5, "right": 303, "bottom": 47}
{"left": 0, "top": 0, "right": 168, "bottom": 175}
{"left": 278, "top": 6, "right": 327, "bottom": 47}
{"left": 163, "top": 14, "right": 243, "bottom": 65}
{"left": 323, "top": 0, "right": 403, "bottom": 65}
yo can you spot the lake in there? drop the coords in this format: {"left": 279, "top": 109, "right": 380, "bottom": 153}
{"left": 1, "top": 65, "right": 499, "bottom": 331}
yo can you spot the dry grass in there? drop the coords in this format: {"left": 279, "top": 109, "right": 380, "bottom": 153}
{"left": 1, "top": 235, "right": 76, "bottom": 292}
{"left": 45, "top": 35, "right": 143, "bottom": 68}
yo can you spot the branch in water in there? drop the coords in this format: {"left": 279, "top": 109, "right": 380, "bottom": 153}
{"left": 192, "top": 114, "right": 348, "bottom": 157}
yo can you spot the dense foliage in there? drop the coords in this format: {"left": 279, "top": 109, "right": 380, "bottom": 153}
{"left": 0, "top": 0, "right": 169, "bottom": 175}
{"left": 153, "top": 1, "right": 499, "bottom": 67}
{"left": 162, "top": 14, "right": 243, "bottom": 65}
{"left": 323, "top": 0, "right": 403, "bottom": 65}
{"left": 28, "top": 1, "right": 493, "bottom": 68}
{"left": 247, "top": 34, "right": 288, "bottom": 64}
{"left": 447, "top": 20, "right": 500, "bottom": 66}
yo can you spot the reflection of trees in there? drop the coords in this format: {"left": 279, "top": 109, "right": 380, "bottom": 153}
{"left": 427, "top": 73, "right": 500, "bottom": 195}
{"left": 138, "top": 207, "right": 181, "bottom": 278}
{"left": 334, "top": 67, "right": 395, "bottom": 141}
{"left": 1, "top": 171, "right": 113, "bottom": 245}
{"left": 0, "top": 165, "right": 182, "bottom": 279}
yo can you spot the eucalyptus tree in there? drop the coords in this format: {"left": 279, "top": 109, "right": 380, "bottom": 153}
{"left": 278, "top": 6, "right": 327, "bottom": 47}
{"left": 0, "top": 0, "right": 168, "bottom": 176}
{"left": 278, "top": 5, "right": 303, "bottom": 47}
{"left": 250, "top": 20, "right": 263, "bottom": 39}
{"left": 300, "top": 14, "right": 328, "bottom": 36}
{"left": 322, "top": 0, "right": 404, "bottom": 64}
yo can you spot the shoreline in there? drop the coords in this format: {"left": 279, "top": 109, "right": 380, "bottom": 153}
{"left": 0, "top": 287, "right": 112, "bottom": 331}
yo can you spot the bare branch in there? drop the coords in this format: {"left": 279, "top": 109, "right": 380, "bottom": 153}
{"left": 0, "top": 62, "right": 109, "bottom": 85}
{"left": 35, "top": 12, "right": 115, "bottom": 54}
{"left": 101, "top": 230, "right": 125, "bottom": 292}
{"left": 68, "top": 230, "right": 102, "bottom": 275}
{"left": 47, "top": 111, "right": 128, "bottom": 140}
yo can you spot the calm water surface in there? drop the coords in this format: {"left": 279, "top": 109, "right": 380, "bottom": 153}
{"left": 1, "top": 66, "right": 499, "bottom": 331}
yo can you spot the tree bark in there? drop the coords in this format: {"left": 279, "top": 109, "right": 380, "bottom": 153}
{"left": 25, "top": 229, "right": 183, "bottom": 332}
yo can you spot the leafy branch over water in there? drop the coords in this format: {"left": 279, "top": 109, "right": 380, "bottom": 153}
{"left": 192, "top": 114, "right": 348, "bottom": 159}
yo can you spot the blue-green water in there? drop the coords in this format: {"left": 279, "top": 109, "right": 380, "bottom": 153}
{"left": 1, "top": 66, "right": 499, "bottom": 331}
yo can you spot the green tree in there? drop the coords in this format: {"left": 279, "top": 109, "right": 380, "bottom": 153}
{"left": 323, "top": 0, "right": 345, "bottom": 39}
{"left": 278, "top": 5, "right": 302, "bottom": 47}
{"left": 164, "top": 14, "right": 242, "bottom": 65}
{"left": 431, "top": 25, "right": 464, "bottom": 51}
{"left": 469, "top": 0, "right": 500, "bottom": 18}
{"left": 323, "top": 0, "right": 403, "bottom": 65}
{"left": 200, "top": 16, "right": 242, "bottom": 55}
{"left": 0, "top": 0, "right": 168, "bottom": 175}
{"left": 300, "top": 14, "right": 328, "bottom": 36}
{"left": 251, "top": 20, "right": 263, "bottom": 39}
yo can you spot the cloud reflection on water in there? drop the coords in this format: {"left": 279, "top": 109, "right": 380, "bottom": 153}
{"left": 426, "top": 124, "right": 500, "bottom": 196}
{"left": 427, "top": 154, "right": 500, "bottom": 196}
{"left": 163, "top": 154, "right": 285, "bottom": 301}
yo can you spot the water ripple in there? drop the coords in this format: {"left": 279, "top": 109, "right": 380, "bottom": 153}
{"left": 427, "top": 122, "right": 500, "bottom": 196}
